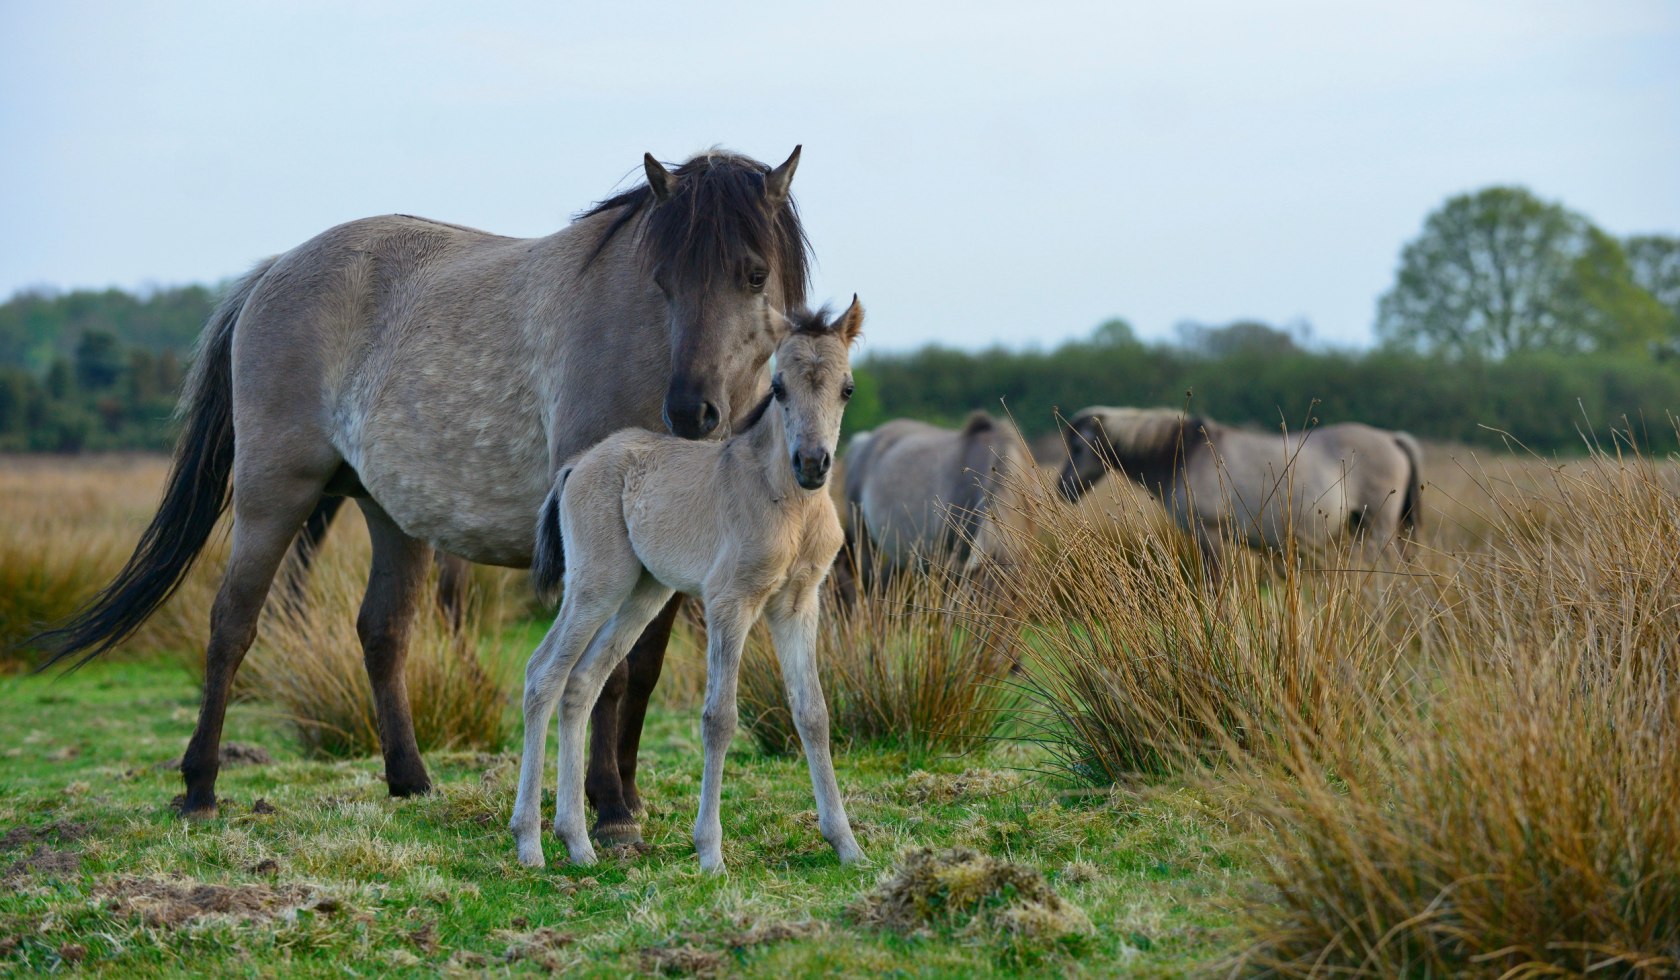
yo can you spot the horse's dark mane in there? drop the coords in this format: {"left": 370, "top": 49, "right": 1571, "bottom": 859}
{"left": 960, "top": 411, "right": 996, "bottom": 437}
{"left": 579, "top": 150, "right": 811, "bottom": 308}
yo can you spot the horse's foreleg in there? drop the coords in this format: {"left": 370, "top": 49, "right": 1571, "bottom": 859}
{"left": 767, "top": 589, "right": 865, "bottom": 866}
{"left": 356, "top": 502, "right": 433, "bottom": 798}
{"left": 181, "top": 476, "right": 326, "bottom": 818}
{"left": 694, "top": 599, "right": 753, "bottom": 873}
{"left": 556, "top": 581, "right": 672, "bottom": 864}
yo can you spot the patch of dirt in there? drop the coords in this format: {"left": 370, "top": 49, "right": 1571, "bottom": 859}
{"left": 57, "top": 942, "right": 86, "bottom": 963}
{"left": 900, "top": 768, "right": 1025, "bottom": 805}
{"left": 3, "top": 846, "right": 82, "bottom": 882}
{"left": 0, "top": 819, "right": 90, "bottom": 854}
{"left": 849, "top": 847, "right": 1091, "bottom": 943}
{"left": 498, "top": 926, "right": 575, "bottom": 969}
{"left": 725, "top": 918, "right": 825, "bottom": 949}
{"left": 93, "top": 875, "right": 338, "bottom": 927}
{"left": 251, "top": 798, "right": 277, "bottom": 815}
{"left": 639, "top": 942, "right": 725, "bottom": 977}
{"left": 249, "top": 859, "right": 281, "bottom": 876}
{"left": 157, "top": 742, "right": 273, "bottom": 771}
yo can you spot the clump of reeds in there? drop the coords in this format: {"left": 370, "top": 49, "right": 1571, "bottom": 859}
{"left": 236, "top": 528, "right": 515, "bottom": 758}
{"left": 735, "top": 542, "right": 1017, "bottom": 757}
{"left": 1237, "top": 438, "right": 1680, "bottom": 976}
{"left": 999, "top": 456, "right": 1410, "bottom": 782}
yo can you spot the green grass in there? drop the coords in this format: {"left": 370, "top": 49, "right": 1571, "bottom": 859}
{"left": 0, "top": 652, "right": 1259, "bottom": 977}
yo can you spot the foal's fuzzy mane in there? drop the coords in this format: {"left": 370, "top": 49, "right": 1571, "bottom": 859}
{"left": 579, "top": 149, "right": 811, "bottom": 309}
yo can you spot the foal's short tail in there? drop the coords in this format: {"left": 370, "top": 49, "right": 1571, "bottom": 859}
{"left": 531, "top": 467, "right": 572, "bottom": 605}
{"left": 28, "top": 259, "right": 277, "bottom": 670}
{"left": 1394, "top": 432, "right": 1424, "bottom": 546}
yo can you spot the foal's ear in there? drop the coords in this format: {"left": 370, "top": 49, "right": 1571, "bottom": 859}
{"left": 764, "top": 145, "right": 802, "bottom": 207}
{"left": 837, "top": 294, "right": 864, "bottom": 345}
{"left": 644, "top": 153, "right": 677, "bottom": 204}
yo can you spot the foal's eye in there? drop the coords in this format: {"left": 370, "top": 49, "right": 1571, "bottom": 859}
{"left": 747, "top": 269, "right": 768, "bottom": 292}
{"left": 771, "top": 376, "right": 786, "bottom": 400}
{"left": 840, "top": 380, "right": 855, "bottom": 401}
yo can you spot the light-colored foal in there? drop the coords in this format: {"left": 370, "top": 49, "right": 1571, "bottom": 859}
{"left": 511, "top": 300, "right": 867, "bottom": 873}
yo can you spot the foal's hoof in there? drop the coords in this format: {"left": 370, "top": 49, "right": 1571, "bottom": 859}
{"left": 172, "top": 795, "right": 218, "bottom": 821}
{"left": 592, "top": 820, "right": 644, "bottom": 848}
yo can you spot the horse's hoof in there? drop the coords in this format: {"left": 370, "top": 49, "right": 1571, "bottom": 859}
{"left": 592, "top": 820, "right": 644, "bottom": 847}
{"left": 174, "top": 796, "right": 218, "bottom": 821}
{"left": 387, "top": 778, "right": 433, "bottom": 798}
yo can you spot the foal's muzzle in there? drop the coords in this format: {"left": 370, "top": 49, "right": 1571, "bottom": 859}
{"left": 793, "top": 449, "right": 832, "bottom": 490}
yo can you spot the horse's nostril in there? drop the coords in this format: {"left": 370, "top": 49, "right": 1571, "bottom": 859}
{"left": 699, "top": 402, "right": 721, "bottom": 435}
{"left": 818, "top": 452, "right": 832, "bottom": 473}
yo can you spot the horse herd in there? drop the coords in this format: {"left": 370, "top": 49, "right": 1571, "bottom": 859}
{"left": 31, "top": 147, "right": 1423, "bottom": 873}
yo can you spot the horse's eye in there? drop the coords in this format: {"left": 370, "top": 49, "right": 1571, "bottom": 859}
{"left": 841, "top": 380, "right": 855, "bottom": 401}
{"left": 771, "top": 377, "right": 785, "bottom": 401}
{"left": 747, "top": 269, "right": 768, "bottom": 292}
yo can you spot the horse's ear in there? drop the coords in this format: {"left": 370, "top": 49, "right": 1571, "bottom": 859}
{"left": 644, "top": 153, "right": 676, "bottom": 204}
{"left": 764, "top": 145, "right": 801, "bottom": 207}
{"left": 837, "top": 294, "right": 864, "bottom": 345}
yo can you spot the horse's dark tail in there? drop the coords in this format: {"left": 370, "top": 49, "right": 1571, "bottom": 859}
{"left": 29, "top": 259, "right": 275, "bottom": 670}
{"left": 531, "top": 467, "right": 571, "bottom": 605}
{"left": 1393, "top": 432, "right": 1424, "bottom": 546}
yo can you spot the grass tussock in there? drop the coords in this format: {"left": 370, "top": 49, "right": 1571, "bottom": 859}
{"left": 735, "top": 554, "right": 1016, "bottom": 756}
{"left": 1240, "top": 441, "right": 1680, "bottom": 977}
{"left": 849, "top": 846, "right": 1091, "bottom": 954}
{"left": 1001, "top": 466, "right": 1409, "bottom": 781}
{"left": 240, "top": 541, "right": 514, "bottom": 757}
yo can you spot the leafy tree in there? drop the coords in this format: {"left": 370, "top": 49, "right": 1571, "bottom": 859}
{"left": 74, "top": 330, "right": 124, "bottom": 390}
{"left": 1556, "top": 229, "right": 1673, "bottom": 354}
{"left": 1377, "top": 187, "right": 1594, "bottom": 357}
{"left": 1176, "top": 319, "right": 1300, "bottom": 358}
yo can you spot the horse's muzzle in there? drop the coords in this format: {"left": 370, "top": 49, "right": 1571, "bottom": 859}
{"left": 664, "top": 396, "right": 722, "bottom": 440}
{"left": 793, "top": 449, "right": 831, "bottom": 490}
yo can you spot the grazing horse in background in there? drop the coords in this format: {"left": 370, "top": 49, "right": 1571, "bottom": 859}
{"left": 32, "top": 148, "right": 811, "bottom": 845}
{"left": 1057, "top": 406, "right": 1423, "bottom": 576}
{"left": 513, "top": 301, "right": 866, "bottom": 873}
{"left": 836, "top": 412, "right": 1035, "bottom": 602}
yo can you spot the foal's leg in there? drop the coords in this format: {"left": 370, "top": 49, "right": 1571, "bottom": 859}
{"left": 180, "top": 470, "right": 328, "bottom": 818}
{"left": 356, "top": 502, "right": 434, "bottom": 797}
{"left": 554, "top": 581, "right": 675, "bottom": 865}
{"left": 767, "top": 587, "right": 865, "bottom": 865}
{"left": 585, "top": 594, "right": 682, "bottom": 846}
{"left": 510, "top": 589, "right": 624, "bottom": 868}
{"left": 693, "top": 598, "right": 757, "bottom": 873}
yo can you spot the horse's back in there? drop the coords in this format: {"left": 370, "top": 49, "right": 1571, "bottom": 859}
{"left": 849, "top": 416, "right": 1013, "bottom": 567}
{"left": 232, "top": 214, "right": 565, "bottom": 565}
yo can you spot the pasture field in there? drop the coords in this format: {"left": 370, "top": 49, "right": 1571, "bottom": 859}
{"left": 2, "top": 438, "right": 1677, "bottom": 977}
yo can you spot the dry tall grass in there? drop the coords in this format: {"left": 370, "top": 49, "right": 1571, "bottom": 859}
{"left": 736, "top": 552, "right": 1017, "bottom": 757}
{"left": 2, "top": 453, "right": 524, "bottom": 756}
{"left": 1002, "top": 431, "right": 1680, "bottom": 975}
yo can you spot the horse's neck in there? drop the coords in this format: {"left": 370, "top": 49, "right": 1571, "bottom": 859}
{"left": 735, "top": 406, "right": 813, "bottom": 508}
{"left": 522, "top": 213, "right": 671, "bottom": 462}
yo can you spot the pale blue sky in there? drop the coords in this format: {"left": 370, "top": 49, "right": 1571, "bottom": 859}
{"left": 2, "top": 1, "right": 1676, "bottom": 352}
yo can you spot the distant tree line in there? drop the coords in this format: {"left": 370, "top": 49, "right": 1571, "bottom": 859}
{"left": 0, "top": 286, "right": 211, "bottom": 451}
{"left": 2, "top": 187, "right": 1676, "bottom": 455}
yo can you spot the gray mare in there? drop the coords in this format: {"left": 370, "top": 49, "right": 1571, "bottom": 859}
{"left": 837, "top": 412, "right": 1034, "bottom": 600}
{"left": 33, "top": 149, "right": 810, "bottom": 835}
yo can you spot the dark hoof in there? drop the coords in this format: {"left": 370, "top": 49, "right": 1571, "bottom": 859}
{"left": 173, "top": 794, "right": 218, "bottom": 821}
{"left": 387, "top": 779, "right": 433, "bottom": 798}
{"left": 592, "top": 820, "right": 644, "bottom": 847}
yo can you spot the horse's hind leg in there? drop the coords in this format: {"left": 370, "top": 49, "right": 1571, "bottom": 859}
{"left": 278, "top": 495, "right": 344, "bottom": 617}
{"left": 356, "top": 501, "right": 434, "bottom": 797}
{"left": 180, "top": 470, "right": 330, "bottom": 818}
{"left": 585, "top": 593, "right": 682, "bottom": 846}
{"left": 555, "top": 579, "right": 674, "bottom": 864}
